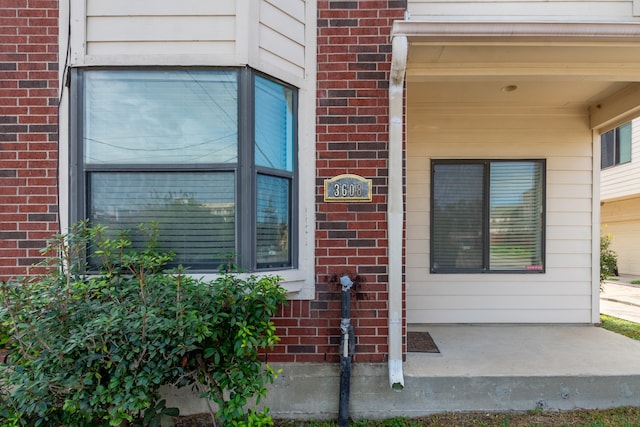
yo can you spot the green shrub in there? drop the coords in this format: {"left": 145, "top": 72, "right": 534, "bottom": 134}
{"left": 0, "top": 222, "right": 287, "bottom": 426}
{"left": 600, "top": 233, "right": 618, "bottom": 283}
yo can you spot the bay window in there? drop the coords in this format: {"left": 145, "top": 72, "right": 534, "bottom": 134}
{"left": 71, "top": 68, "right": 297, "bottom": 271}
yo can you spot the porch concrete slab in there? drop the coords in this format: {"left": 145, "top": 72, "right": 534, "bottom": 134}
{"left": 393, "top": 325, "right": 640, "bottom": 417}
{"left": 165, "top": 325, "right": 640, "bottom": 420}
{"left": 405, "top": 325, "right": 640, "bottom": 377}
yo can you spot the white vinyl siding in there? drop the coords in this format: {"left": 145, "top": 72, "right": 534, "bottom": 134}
{"left": 259, "top": 1, "right": 306, "bottom": 78}
{"left": 406, "top": 104, "right": 594, "bottom": 323}
{"left": 407, "top": 0, "right": 640, "bottom": 21}
{"left": 84, "top": 1, "right": 236, "bottom": 61}
{"left": 86, "top": 16, "right": 237, "bottom": 44}
{"left": 75, "top": 0, "right": 307, "bottom": 84}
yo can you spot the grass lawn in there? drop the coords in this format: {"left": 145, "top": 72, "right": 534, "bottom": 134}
{"left": 601, "top": 314, "right": 640, "bottom": 340}
{"left": 273, "top": 406, "right": 640, "bottom": 426}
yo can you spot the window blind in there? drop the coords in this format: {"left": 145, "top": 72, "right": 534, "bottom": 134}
{"left": 432, "top": 163, "right": 484, "bottom": 271}
{"left": 489, "top": 162, "right": 543, "bottom": 271}
{"left": 90, "top": 172, "right": 235, "bottom": 269}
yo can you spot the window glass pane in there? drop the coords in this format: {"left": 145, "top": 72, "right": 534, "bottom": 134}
{"left": 619, "top": 122, "right": 632, "bottom": 164}
{"left": 84, "top": 70, "right": 238, "bottom": 165}
{"left": 256, "top": 174, "right": 291, "bottom": 268}
{"left": 432, "top": 164, "right": 484, "bottom": 272}
{"left": 601, "top": 129, "right": 615, "bottom": 169}
{"left": 89, "top": 172, "right": 235, "bottom": 268}
{"left": 254, "top": 75, "right": 295, "bottom": 172}
{"left": 489, "top": 162, "right": 543, "bottom": 271}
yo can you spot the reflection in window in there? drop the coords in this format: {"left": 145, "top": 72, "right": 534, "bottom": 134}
{"left": 84, "top": 70, "right": 238, "bottom": 165}
{"left": 256, "top": 174, "right": 291, "bottom": 268}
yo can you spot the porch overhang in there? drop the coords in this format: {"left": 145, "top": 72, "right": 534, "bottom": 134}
{"left": 393, "top": 20, "right": 640, "bottom": 130}
{"left": 386, "top": 20, "right": 640, "bottom": 390}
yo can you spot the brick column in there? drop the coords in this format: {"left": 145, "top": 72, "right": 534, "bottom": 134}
{"left": 269, "top": 0, "right": 406, "bottom": 364}
{"left": 314, "top": 0, "right": 406, "bottom": 363}
{"left": 0, "top": 0, "right": 59, "bottom": 281}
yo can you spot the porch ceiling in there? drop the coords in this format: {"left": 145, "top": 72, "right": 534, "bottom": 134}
{"left": 397, "top": 21, "right": 640, "bottom": 125}
{"left": 407, "top": 44, "right": 638, "bottom": 111}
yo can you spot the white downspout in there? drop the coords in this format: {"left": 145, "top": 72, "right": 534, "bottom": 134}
{"left": 388, "top": 35, "right": 407, "bottom": 391}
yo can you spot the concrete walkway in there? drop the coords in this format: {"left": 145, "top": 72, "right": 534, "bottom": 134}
{"left": 601, "top": 276, "right": 640, "bottom": 323}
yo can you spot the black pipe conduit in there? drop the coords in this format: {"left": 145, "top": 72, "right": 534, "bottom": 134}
{"left": 338, "top": 275, "right": 355, "bottom": 427}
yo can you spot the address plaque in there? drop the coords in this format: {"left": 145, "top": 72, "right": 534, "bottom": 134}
{"left": 323, "top": 174, "right": 372, "bottom": 202}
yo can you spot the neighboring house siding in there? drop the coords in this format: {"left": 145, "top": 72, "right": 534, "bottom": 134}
{"left": 406, "top": 108, "right": 594, "bottom": 323}
{"left": 601, "top": 117, "right": 640, "bottom": 275}
{"left": 601, "top": 200, "right": 640, "bottom": 275}
{"left": 0, "top": 0, "right": 59, "bottom": 281}
{"left": 407, "top": 0, "right": 640, "bottom": 21}
{"left": 601, "top": 118, "right": 640, "bottom": 201}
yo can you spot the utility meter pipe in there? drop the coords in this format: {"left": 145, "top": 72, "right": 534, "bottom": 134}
{"left": 338, "top": 275, "right": 354, "bottom": 427}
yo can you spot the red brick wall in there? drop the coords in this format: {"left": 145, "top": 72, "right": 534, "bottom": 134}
{"left": 268, "top": 0, "right": 406, "bottom": 363}
{"left": 0, "top": 0, "right": 59, "bottom": 282}
{"left": 0, "top": 0, "right": 407, "bottom": 364}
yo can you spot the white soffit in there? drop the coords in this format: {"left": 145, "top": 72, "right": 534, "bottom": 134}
{"left": 395, "top": 21, "right": 640, "bottom": 80}
{"left": 394, "top": 21, "right": 640, "bottom": 114}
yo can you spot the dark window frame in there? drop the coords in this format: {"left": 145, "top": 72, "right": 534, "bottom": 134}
{"left": 430, "top": 159, "right": 546, "bottom": 274}
{"left": 70, "top": 66, "right": 298, "bottom": 273}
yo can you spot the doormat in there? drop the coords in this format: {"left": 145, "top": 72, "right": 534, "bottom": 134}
{"left": 407, "top": 331, "right": 440, "bottom": 353}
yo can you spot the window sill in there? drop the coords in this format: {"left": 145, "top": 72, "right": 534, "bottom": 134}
{"left": 194, "top": 268, "right": 312, "bottom": 300}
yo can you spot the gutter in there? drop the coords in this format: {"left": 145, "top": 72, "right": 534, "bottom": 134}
{"left": 388, "top": 35, "right": 407, "bottom": 391}
{"left": 391, "top": 20, "right": 640, "bottom": 43}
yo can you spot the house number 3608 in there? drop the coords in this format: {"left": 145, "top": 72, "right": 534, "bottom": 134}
{"left": 324, "top": 174, "right": 372, "bottom": 202}
{"left": 333, "top": 183, "right": 363, "bottom": 198}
